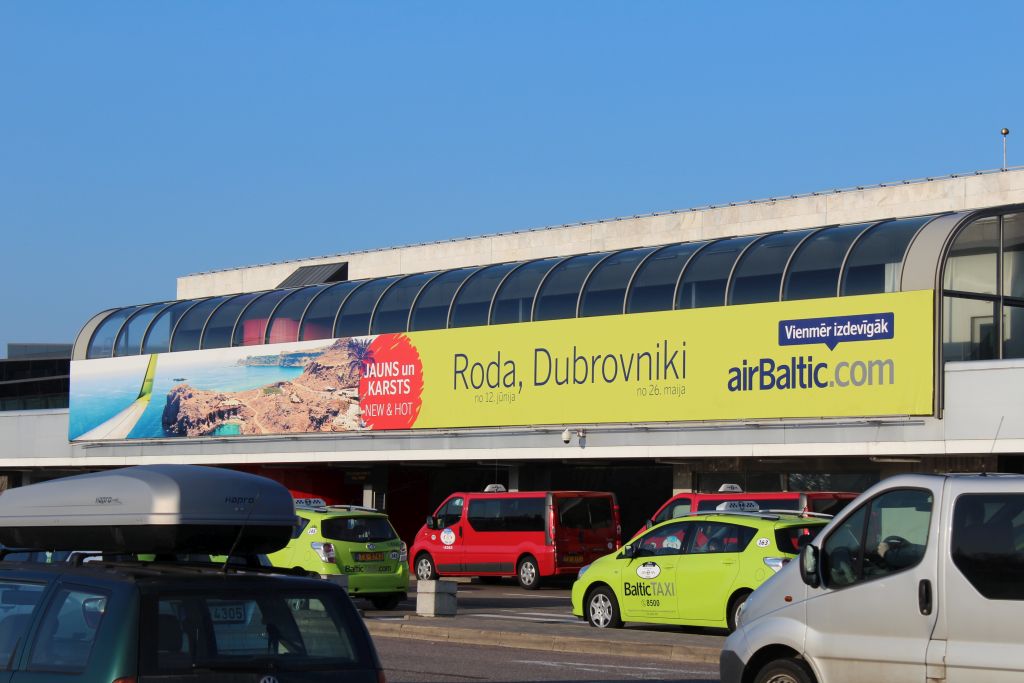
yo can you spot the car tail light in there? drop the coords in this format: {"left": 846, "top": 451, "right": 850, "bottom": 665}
{"left": 399, "top": 541, "right": 408, "bottom": 562}
{"left": 377, "top": 670, "right": 388, "bottom": 683}
{"left": 763, "top": 556, "right": 788, "bottom": 573}
{"left": 312, "top": 541, "right": 335, "bottom": 563}
{"left": 548, "top": 505, "right": 556, "bottom": 546}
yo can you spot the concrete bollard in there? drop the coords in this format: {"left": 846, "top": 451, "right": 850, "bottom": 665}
{"left": 416, "top": 580, "right": 457, "bottom": 617}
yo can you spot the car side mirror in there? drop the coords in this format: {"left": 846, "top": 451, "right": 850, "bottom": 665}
{"left": 425, "top": 515, "right": 435, "bottom": 530}
{"left": 621, "top": 544, "right": 636, "bottom": 559}
{"left": 799, "top": 544, "right": 821, "bottom": 588}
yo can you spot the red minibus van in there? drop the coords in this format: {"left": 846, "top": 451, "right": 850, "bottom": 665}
{"left": 410, "top": 489, "right": 620, "bottom": 589}
{"left": 633, "top": 487, "right": 858, "bottom": 538}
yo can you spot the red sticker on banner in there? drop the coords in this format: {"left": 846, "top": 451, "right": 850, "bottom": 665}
{"left": 358, "top": 334, "right": 424, "bottom": 430}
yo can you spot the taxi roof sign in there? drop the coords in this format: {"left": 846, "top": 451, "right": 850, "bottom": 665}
{"left": 715, "top": 500, "right": 761, "bottom": 512}
{"left": 0, "top": 465, "right": 297, "bottom": 555}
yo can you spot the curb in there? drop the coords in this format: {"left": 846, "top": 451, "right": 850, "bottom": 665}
{"left": 364, "top": 620, "right": 720, "bottom": 665}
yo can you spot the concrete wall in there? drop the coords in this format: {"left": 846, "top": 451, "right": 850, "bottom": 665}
{"left": 177, "top": 169, "right": 1024, "bottom": 299}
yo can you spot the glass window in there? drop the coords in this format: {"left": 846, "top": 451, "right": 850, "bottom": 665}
{"left": 635, "top": 521, "right": 691, "bottom": 557}
{"left": 823, "top": 488, "right": 932, "bottom": 589}
{"left": 1004, "top": 213, "right": 1024, "bottom": 299}
{"left": 87, "top": 307, "right": 143, "bottom": 359}
{"left": 775, "top": 525, "right": 824, "bottom": 554}
{"left": 784, "top": 224, "right": 870, "bottom": 300}
{"left": 653, "top": 497, "right": 691, "bottom": 524}
{"left": 450, "top": 262, "right": 520, "bottom": 329}
{"left": 688, "top": 521, "right": 755, "bottom": 554}
{"left": 370, "top": 273, "right": 435, "bottom": 334}
{"left": 627, "top": 243, "right": 705, "bottom": 313}
{"left": 232, "top": 290, "right": 290, "bottom": 346}
{"left": 142, "top": 301, "right": 196, "bottom": 354}
{"left": 410, "top": 267, "right": 478, "bottom": 331}
{"left": 1005, "top": 304, "right": 1024, "bottom": 359}
{"left": 534, "top": 253, "right": 605, "bottom": 321}
{"left": 951, "top": 493, "right": 1024, "bottom": 600}
{"left": 490, "top": 258, "right": 562, "bottom": 325}
{"left": 437, "top": 497, "right": 464, "bottom": 528}
{"left": 336, "top": 277, "right": 399, "bottom": 338}
{"left": 28, "top": 587, "right": 107, "bottom": 672}
{"left": 467, "top": 498, "right": 545, "bottom": 532}
{"left": 556, "top": 496, "right": 613, "bottom": 529}
{"left": 729, "top": 230, "right": 813, "bottom": 305}
{"left": 841, "top": 216, "right": 933, "bottom": 296}
{"left": 170, "top": 297, "right": 230, "bottom": 352}
{"left": 300, "top": 281, "right": 361, "bottom": 341}
{"left": 114, "top": 303, "right": 169, "bottom": 357}
{"left": 266, "top": 285, "right": 327, "bottom": 345}
{"left": 141, "top": 591, "right": 369, "bottom": 674}
{"left": 943, "top": 216, "right": 998, "bottom": 295}
{"left": 580, "top": 247, "right": 655, "bottom": 318}
{"left": 677, "top": 236, "right": 758, "bottom": 309}
{"left": 200, "top": 293, "right": 261, "bottom": 349}
{"left": 320, "top": 517, "right": 397, "bottom": 543}
{"left": 0, "top": 581, "right": 46, "bottom": 668}
{"left": 943, "top": 296, "right": 998, "bottom": 361}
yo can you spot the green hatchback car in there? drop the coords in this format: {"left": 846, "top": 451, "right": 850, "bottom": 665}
{"left": 268, "top": 505, "right": 409, "bottom": 609}
{"left": 571, "top": 510, "right": 828, "bottom": 631}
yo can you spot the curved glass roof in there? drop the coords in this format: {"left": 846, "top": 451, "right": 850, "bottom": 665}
{"left": 82, "top": 214, "right": 942, "bottom": 359}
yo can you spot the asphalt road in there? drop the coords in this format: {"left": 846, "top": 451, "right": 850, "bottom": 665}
{"left": 375, "top": 636, "right": 720, "bottom": 682}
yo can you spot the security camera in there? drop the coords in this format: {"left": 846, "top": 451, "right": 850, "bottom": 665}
{"left": 561, "top": 428, "right": 572, "bottom": 444}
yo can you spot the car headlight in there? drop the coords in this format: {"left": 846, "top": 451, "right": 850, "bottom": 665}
{"left": 577, "top": 563, "right": 590, "bottom": 579}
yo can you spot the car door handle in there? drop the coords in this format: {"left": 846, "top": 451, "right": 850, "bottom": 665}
{"left": 919, "top": 579, "right": 932, "bottom": 615}
{"left": 721, "top": 559, "right": 737, "bottom": 565}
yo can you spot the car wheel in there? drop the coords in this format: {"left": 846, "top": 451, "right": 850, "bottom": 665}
{"left": 585, "top": 586, "right": 623, "bottom": 629}
{"left": 516, "top": 556, "right": 541, "bottom": 590}
{"left": 414, "top": 553, "right": 438, "bottom": 581}
{"left": 370, "top": 595, "right": 402, "bottom": 610}
{"left": 753, "top": 658, "right": 815, "bottom": 683}
{"left": 727, "top": 590, "right": 751, "bottom": 632}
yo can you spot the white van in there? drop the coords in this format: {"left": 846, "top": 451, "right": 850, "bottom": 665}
{"left": 721, "top": 473, "right": 1024, "bottom": 683}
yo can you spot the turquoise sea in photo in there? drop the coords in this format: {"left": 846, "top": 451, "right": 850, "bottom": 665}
{"left": 69, "top": 360, "right": 306, "bottom": 440}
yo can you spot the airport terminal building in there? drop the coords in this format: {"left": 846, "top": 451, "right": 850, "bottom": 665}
{"left": 7, "top": 168, "right": 1024, "bottom": 537}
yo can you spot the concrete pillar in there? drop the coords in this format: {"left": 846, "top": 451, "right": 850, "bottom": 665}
{"left": 672, "top": 466, "right": 694, "bottom": 496}
{"left": 508, "top": 466, "right": 520, "bottom": 492}
{"left": 416, "top": 580, "right": 457, "bottom": 616}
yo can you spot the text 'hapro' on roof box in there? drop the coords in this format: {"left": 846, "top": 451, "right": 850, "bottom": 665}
{"left": 0, "top": 465, "right": 297, "bottom": 555}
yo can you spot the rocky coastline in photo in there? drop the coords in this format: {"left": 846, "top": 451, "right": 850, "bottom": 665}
{"left": 162, "top": 339, "right": 367, "bottom": 437}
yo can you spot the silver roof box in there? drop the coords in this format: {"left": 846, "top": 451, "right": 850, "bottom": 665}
{"left": 0, "top": 465, "right": 297, "bottom": 555}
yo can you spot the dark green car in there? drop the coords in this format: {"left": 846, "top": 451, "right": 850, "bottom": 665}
{"left": 0, "top": 557, "right": 383, "bottom": 682}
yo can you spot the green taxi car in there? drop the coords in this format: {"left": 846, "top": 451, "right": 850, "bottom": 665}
{"left": 571, "top": 510, "right": 827, "bottom": 631}
{"left": 268, "top": 505, "right": 409, "bottom": 609}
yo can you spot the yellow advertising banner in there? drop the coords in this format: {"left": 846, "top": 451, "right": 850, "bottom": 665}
{"left": 411, "top": 290, "right": 934, "bottom": 427}
{"left": 70, "top": 291, "right": 934, "bottom": 441}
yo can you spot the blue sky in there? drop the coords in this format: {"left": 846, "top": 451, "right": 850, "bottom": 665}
{"left": 1, "top": 2, "right": 1021, "bottom": 355}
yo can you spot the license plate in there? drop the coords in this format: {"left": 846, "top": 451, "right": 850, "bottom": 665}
{"left": 564, "top": 553, "right": 583, "bottom": 563}
{"left": 354, "top": 552, "right": 386, "bottom": 562}
{"left": 210, "top": 603, "right": 246, "bottom": 624}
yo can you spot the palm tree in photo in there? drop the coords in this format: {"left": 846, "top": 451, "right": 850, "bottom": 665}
{"left": 346, "top": 337, "right": 375, "bottom": 377}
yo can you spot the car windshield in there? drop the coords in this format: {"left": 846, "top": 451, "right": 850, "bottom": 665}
{"left": 775, "top": 525, "right": 825, "bottom": 553}
{"left": 321, "top": 517, "right": 397, "bottom": 543}
{"left": 140, "top": 588, "right": 373, "bottom": 674}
